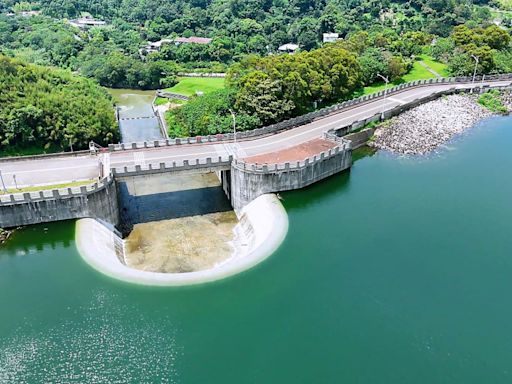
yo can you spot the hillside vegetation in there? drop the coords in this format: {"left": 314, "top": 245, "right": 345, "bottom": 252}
{"left": 1, "top": 0, "right": 512, "bottom": 140}
{"left": 0, "top": 55, "right": 118, "bottom": 155}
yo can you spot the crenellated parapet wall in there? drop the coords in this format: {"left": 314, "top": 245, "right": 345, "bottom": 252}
{"left": 229, "top": 138, "right": 352, "bottom": 210}
{"left": 107, "top": 74, "right": 512, "bottom": 151}
{"left": 331, "top": 84, "right": 512, "bottom": 148}
{"left": 0, "top": 176, "right": 119, "bottom": 228}
{"left": 112, "top": 155, "right": 233, "bottom": 178}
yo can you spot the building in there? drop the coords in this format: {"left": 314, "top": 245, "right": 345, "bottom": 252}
{"left": 278, "top": 43, "right": 299, "bottom": 54}
{"left": 5, "top": 10, "right": 41, "bottom": 17}
{"left": 173, "top": 37, "right": 212, "bottom": 45}
{"left": 68, "top": 16, "right": 107, "bottom": 29}
{"left": 323, "top": 33, "right": 340, "bottom": 43}
{"left": 140, "top": 36, "right": 212, "bottom": 57}
{"left": 141, "top": 39, "right": 174, "bottom": 55}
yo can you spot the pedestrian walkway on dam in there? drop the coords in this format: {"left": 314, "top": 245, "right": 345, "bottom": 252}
{"left": 0, "top": 75, "right": 511, "bottom": 192}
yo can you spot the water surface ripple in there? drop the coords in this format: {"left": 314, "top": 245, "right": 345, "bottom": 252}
{"left": 1, "top": 116, "right": 511, "bottom": 383}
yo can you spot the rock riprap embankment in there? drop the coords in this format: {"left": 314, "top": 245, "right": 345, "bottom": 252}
{"left": 371, "top": 95, "right": 492, "bottom": 155}
{"left": 0, "top": 228, "right": 12, "bottom": 244}
{"left": 501, "top": 91, "right": 512, "bottom": 112}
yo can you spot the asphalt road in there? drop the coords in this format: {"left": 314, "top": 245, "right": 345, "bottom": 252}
{"left": 1, "top": 80, "right": 510, "bottom": 189}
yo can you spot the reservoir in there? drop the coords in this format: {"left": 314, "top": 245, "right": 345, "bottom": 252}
{"left": 1, "top": 116, "right": 512, "bottom": 383}
{"left": 108, "top": 88, "right": 165, "bottom": 143}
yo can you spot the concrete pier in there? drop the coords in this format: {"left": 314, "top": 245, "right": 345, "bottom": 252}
{"left": 229, "top": 139, "right": 352, "bottom": 210}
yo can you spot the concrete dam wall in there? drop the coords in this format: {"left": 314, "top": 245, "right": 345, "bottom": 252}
{"left": 229, "top": 141, "right": 352, "bottom": 210}
{"left": 0, "top": 176, "right": 119, "bottom": 228}
{"left": 0, "top": 140, "right": 352, "bottom": 228}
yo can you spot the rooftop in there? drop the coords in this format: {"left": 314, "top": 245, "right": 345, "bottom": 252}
{"left": 174, "top": 37, "right": 212, "bottom": 45}
{"left": 278, "top": 43, "right": 299, "bottom": 52}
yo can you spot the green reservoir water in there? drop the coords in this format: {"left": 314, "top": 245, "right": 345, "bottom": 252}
{"left": 1, "top": 116, "right": 512, "bottom": 383}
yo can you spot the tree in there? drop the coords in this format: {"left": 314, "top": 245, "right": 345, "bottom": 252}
{"left": 483, "top": 25, "right": 511, "bottom": 50}
{"left": 0, "top": 55, "right": 118, "bottom": 153}
{"left": 235, "top": 71, "right": 294, "bottom": 125}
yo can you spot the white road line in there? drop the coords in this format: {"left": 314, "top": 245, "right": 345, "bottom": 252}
{"left": 387, "top": 96, "right": 406, "bottom": 104}
{"left": 1, "top": 164, "right": 98, "bottom": 175}
{"left": 4, "top": 82, "right": 509, "bottom": 175}
{"left": 213, "top": 144, "right": 228, "bottom": 157}
{"left": 133, "top": 151, "right": 145, "bottom": 166}
{"left": 109, "top": 98, "right": 406, "bottom": 162}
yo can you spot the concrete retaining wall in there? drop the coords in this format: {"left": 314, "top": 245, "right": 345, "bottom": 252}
{"left": 345, "top": 128, "right": 375, "bottom": 149}
{"left": 0, "top": 176, "right": 119, "bottom": 228}
{"left": 177, "top": 72, "right": 226, "bottom": 78}
{"left": 229, "top": 141, "right": 352, "bottom": 210}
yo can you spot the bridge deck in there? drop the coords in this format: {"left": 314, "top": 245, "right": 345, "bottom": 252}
{"left": 0, "top": 78, "right": 511, "bottom": 189}
{"left": 243, "top": 139, "right": 338, "bottom": 164}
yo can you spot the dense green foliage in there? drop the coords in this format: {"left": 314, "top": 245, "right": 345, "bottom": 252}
{"left": 478, "top": 90, "right": 508, "bottom": 113}
{"left": 431, "top": 24, "right": 512, "bottom": 75}
{"left": 230, "top": 42, "right": 361, "bottom": 121}
{"left": 2, "top": 0, "right": 512, "bottom": 140}
{"left": 6, "top": 0, "right": 497, "bottom": 40}
{"left": 168, "top": 88, "right": 259, "bottom": 137}
{"left": 0, "top": 55, "right": 118, "bottom": 153}
{"left": 0, "top": 0, "right": 508, "bottom": 89}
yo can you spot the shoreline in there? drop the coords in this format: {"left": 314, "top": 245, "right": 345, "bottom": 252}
{"left": 75, "top": 194, "right": 288, "bottom": 286}
{"left": 370, "top": 92, "right": 511, "bottom": 155}
{"left": 0, "top": 228, "right": 13, "bottom": 245}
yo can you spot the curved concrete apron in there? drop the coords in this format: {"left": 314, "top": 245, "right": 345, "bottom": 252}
{"left": 75, "top": 194, "right": 288, "bottom": 286}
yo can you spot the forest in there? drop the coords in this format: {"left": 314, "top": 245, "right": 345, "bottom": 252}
{"left": 0, "top": 55, "right": 118, "bottom": 155}
{"left": 1, "top": 0, "right": 512, "bottom": 142}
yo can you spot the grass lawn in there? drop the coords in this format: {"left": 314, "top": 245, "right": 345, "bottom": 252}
{"left": 0, "top": 179, "right": 96, "bottom": 195}
{"left": 359, "top": 56, "right": 449, "bottom": 96}
{"left": 155, "top": 97, "right": 186, "bottom": 106}
{"left": 164, "top": 77, "right": 225, "bottom": 97}
{"left": 154, "top": 97, "right": 169, "bottom": 106}
{"left": 418, "top": 54, "right": 450, "bottom": 77}
{"left": 0, "top": 144, "right": 66, "bottom": 158}
{"left": 497, "top": 0, "right": 512, "bottom": 10}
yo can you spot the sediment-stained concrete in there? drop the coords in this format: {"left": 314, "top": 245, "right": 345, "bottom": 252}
{"left": 75, "top": 194, "right": 288, "bottom": 286}
{"left": 124, "top": 211, "right": 238, "bottom": 273}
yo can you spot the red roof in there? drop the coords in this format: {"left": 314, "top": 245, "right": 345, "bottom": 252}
{"left": 174, "top": 37, "right": 212, "bottom": 45}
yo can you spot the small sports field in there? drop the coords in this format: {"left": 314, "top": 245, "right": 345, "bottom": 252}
{"left": 165, "top": 77, "right": 225, "bottom": 97}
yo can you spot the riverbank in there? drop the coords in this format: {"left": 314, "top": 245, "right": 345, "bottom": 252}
{"left": 75, "top": 194, "right": 288, "bottom": 286}
{"left": 370, "top": 94, "right": 496, "bottom": 155}
{"left": 0, "top": 228, "right": 12, "bottom": 244}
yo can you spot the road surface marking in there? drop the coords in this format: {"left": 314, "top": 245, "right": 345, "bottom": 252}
{"left": 133, "top": 152, "right": 145, "bottom": 166}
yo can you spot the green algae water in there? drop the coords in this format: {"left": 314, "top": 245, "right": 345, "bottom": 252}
{"left": 1, "top": 116, "right": 512, "bottom": 383}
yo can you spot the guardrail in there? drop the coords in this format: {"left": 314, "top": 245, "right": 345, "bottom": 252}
{"left": 3, "top": 74, "right": 512, "bottom": 162}
{"left": 112, "top": 155, "right": 233, "bottom": 177}
{"left": 108, "top": 74, "right": 512, "bottom": 152}
{"left": 177, "top": 72, "right": 226, "bottom": 78}
{"left": 0, "top": 175, "right": 113, "bottom": 205}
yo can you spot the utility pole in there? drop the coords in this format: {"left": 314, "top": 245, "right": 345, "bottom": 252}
{"left": 471, "top": 54, "right": 479, "bottom": 93}
{"left": 0, "top": 170, "right": 7, "bottom": 193}
{"left": 228, "top": 109, "right": 238, "bottom": 159}
{"left": 377, "top": 73, "right": 390, "bottom": 119}
{"left": 229, "top": 109, "right": 237, "bottom": 145}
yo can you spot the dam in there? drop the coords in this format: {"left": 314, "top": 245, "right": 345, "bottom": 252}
{"left": 2, "top": 74, "right": 512, "bottom": 231}
{"left": 0, "top": 74, "right": 511, "bottom": 284}
{"left": 2, "top": 115, "right": 512, "bottom": 382}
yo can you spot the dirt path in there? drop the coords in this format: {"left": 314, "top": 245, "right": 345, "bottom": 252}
{"left": 419, "top": 61, "right": 442, "bottom": 78}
